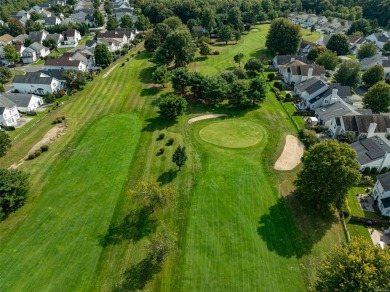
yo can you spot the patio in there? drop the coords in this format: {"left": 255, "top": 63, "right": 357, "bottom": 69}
{"left": 357, "top": 193, "right": 375, "bottom": 212}
{"left": 369, "top": 228, "right": 390, "bottom": 249}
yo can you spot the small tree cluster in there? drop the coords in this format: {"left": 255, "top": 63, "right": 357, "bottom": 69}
{"left": 0, "top": 130, "right": 11, "bottom": 157}
{"left": 158, "top": 94, "right": 187, "bottom": 120}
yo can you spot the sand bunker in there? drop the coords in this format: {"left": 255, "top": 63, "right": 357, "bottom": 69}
{"left": 188, "top": 114, "right": 227, "bottom": 124}
{"left": 274, "top": 135, "right": 304, "bottom": 171}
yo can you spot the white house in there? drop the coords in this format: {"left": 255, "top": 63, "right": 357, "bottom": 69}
{"left": 373, "top": 172, "right": 390, "bottom": 216}
{"left": 0, "top": 96, "right": 20, "bottom": 127}
{"left": 272, "top": 55, "right": 309, "bottom": 69}
{"left": 62, "top": 29, "right": 81, "bottom": 46}
{"left": 12, "top": 72, "right": 62, "bottom": 95}
{"left": 29, "top": 42, "right": 50, "bottom": 58}
{"left": 28, "top": 30, "right": 49, "bottom": 44}
{"left": 279, "top": 61, "right": 325, "bottom": 85}
{"left": 21, "top": 48, "right": 37, "bottom": 64}
{"left": 45, "top": 54, "right": 88, "bottom": 71}
{"left": 366, "top": 32, "right": 390, "bottom": 49}
{"left": 2, "top": 93, "right": 43, "bottom": 112}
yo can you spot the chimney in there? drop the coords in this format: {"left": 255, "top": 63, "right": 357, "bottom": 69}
{"left": 290, "top": 57, "right": 295, "bottom": 62}
{"left": 367, "top": 123, "right": 377, "bottom": 138}
{"left": 332, "top": 88, "right": 338, "bottom": 98}
{"left": 308, "top": 67, "right": 314, "bottom": 78}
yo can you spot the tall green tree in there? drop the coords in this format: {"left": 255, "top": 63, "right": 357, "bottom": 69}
{"left": 94, "top": 43, "right": 113, "bottom": 67}
{"left": 171, "top": 67, "right": 190, "bottom": 93}
{"left": 153, "top": 46, "right": 174, "bottom": 65}
{"left": 294, "top": 140, "right": 360, "bottom": 211}
{"left": 0, "top": 169, "right": 29, "bottom": 219}
{"left": 266, "top": 18, "right": 302, "bottom": 55}
{"left": 164, "top": 30, "right": 196, "bottom": 67}
{"left": 0, "top": 67, "right": 12, "bottom": 84}
{"left": 135, "top": 14, "right": 150, "bottom": 32}
{"left": 120, "top": 14, "right": 134, "bottom": 28}
{"left": 30, "top": 11, "right": 42, "bottom": 21}
{"left": 147, "top": 226, "right": 176, "bottom": 266}
{"left": 326, "top": 33, "right": 350, "bottom": 56}
{"left": 203, "top": 76, "right": 230, "bottom": 103}
{"left": 200, "top": 7, "right": 216, "bottom": 32}
{"left": 172, "top": 145, "right": 187, "bottom": 170}
{"left": 199, "top": 42, "right": 211, "bottom": 56}
{"left": 315, "top": 50, "right": 338, "bottom": 70}
{"left": 158, "top": 94, "right": 187, "bottom": 120}
{"left": 0, "top": 131, "right": 11, "bottom": 157}
{"left": 63, "top": 69, "right": 87, "bottom": 90}
{"left": 93, "top": 9, "right": 104, "bottom": 27}
{"left": 218, "top": 25, "right": 233, "bottom": 45}
{"left": 334, "top": 60, "right": 361, "bottom": 88}
{"left": 227, "top": 7, "right": 243, "bottom": 32}
{"left": 7, "top": 17, "right": 25, "bottom": 36}
{"left": 363, "top": 82, "right": 390, "bottom": 113}
{"left": 362, "top": 64, "right": 385, "bottom": 88}
{"left": 357, "top": 42, "right": 377, "bottom": 59}
{"left": 152, "top": 65, "right": 170, "bottom": 88}
{"left": 316, "top": 237, "right": 390, "bottom": 291}
{"left": 233, "top": 53, "right": 244, "bottom": 67}
{"left": 163, "top": 16, "right": 182, "bottom": 31}
{"left": 106, "top": 16, "right": 119, "bottom": 31}
{"left": 384, "top": 41, "right": 390, "bottom": 52}
{"left": 3, "top": 44, "right": 19, "bottom": 63}
{"left": 244, "top": 58, "right": 264, "bottom": 73}
{"left": 248, "top": 77, "right": 267, "bottom": 104}
{"left": 229, "top": 79, "right": 249, "bottom": 105}
{"left": 347, "top": 19, "right": 373, "bottom": 36}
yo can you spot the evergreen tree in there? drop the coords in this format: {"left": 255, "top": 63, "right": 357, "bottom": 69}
{"left": 172, "top": 145, "right": 187, "bottom": 170}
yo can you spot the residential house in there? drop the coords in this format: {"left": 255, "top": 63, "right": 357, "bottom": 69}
{"left": 0, "top": 34, "right": 15, "bottom": 46}
{"left": 2, "top": 93, "right": 43, "bottom": 112}
{"left": 383, "top": 60, "right": 390, "bottom": 74}
{"left": 299, "top": 40, "right": 315, "bottom": 55}
{"left": 45, "top": 54, "right": 88, "bottom": 71}
{"left": 366, "top": 31, "right": 390, "bottom": 49}
{"left": 14, "top": 43, "right": 26, "bottom": 56}
{"left": 71, "top": 50, "right": 95, "bottom": 69}
{"left": 43, "top": 16, "right": 61, "bottom": 27}
{"left": 0, "top": 96, "right": 20, "bottom": 127}
{"left": 192, "top": 26, "right": 205, "bottom": 36}
{"left": 272, "top": 55, "right": 309, "bottom": 69}
{"left": 28, "top": 30, "right": 49, "bottom": 44}
{"left": 348, "top": 35, "right": 367, "bottom": 55}
{"left": 21, "top": 47, "right": 37, "bottom": 64}
{"left": 13, "top": 34, "right": 29, "bottom": 44}
{"left": 351, "top": 136, "right": 390, "bottom": 174}
{"left": 329, "top": 114, "right": 390, "bottom": 139}
{"left": 12, "top": 72, "right": 62, "bottom": 95}
{"left": 62, "top": 29, "right": 81, "bottom": 46}
{"left": 360, "top": 53, "right": 389, "bottom": 70}
{"left": 41, "top": 69, "right": 66, "bottom": 83}
{"left": 85, "top": 39, "right": 97, "bottom": 49}
{"left": 279, "top": 61, "right": 325, "bottom": 85}
{"left": 70, "top": 11, "right": 88, "bottom": 24}
{"left": 372, "top": 172, "right": 390, "bottom": 216}
{"left": 315, "top": 35, "right": 331, "bottom": 47}
{"left": 29, "top": 42, "right": 50, "bottom": 58}
{"left": 97, "top": 38, "right": 123, "bottom": 52}
{"left": 47, "top": 33, "right": 64, "bottom": 47}
{"left": 97, "top": 30, "right": 132, "bottom": 47}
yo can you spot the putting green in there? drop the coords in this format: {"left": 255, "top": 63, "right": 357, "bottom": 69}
{"left": 199, "top": 120, "right": 264, "bottom": 148}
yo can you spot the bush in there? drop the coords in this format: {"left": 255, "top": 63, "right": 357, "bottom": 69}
{"left": 121, "top": 63, "right": 125, "bottom": 67}
{"left": 157, "top": 133, "right": 165, "bottom": 140}
{"left": 371, "top": 167, "right": 378, "bottom": 175}
{"left": 381, "top": 167, "right": 389, "bottom": 174}
{"left": 34, "top": 149, "right": 41, "bottom": 157}
{"left": 51, "top": 117, "right": 64, "bottom": 124}
{"left": 342, "top": 201, "right": 351, "bottom": 218}
{"left": 363, "top": 167, "right": 371, "bottom": 175}
{"left": 126, "top": 58, "right": 129, "bottom": 61}
{"left": 286, "top": 93, "right": 292, "bottom": 99}
{"left": 25, "top": 111, "right": 37, "bottom": 116}
{"left": 213, "top": 51, "right": 220, "bottom": 55}
{"left": 233, "top": 68, "right": 247, "bottom": 79}
{"left": 167, "top": 138, "right": 174, "bottom": 145}
{"left": 360, "top": 176, "right": 373, "bottom": 187}
{"left": 268, "top": 73, "right": 275, "bottom": 81}
{"left": 27, "top": 153, "right": 36, "bottom": 160}
{"left": 158, "top": 148, "right": 164, "bottom": 154}
{"left": 40, "top": 145, "right": 49, "bottom": 152}
{"left": 274, "top": 81, "right": 283, "bottom": 90}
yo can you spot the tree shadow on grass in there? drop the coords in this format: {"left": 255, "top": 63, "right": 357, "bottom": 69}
{"left": 257, "top": 194, "right": 336, "bottom": 258}
{"left": 140, "top": 86, "right": 160, "bottom": 96}
{"left": 138, "top": 67, "right": 155, "bottom": 84}
{"left": 99, "top": 207, "right": 156, "bottom": 247}
{"left": 250, "top": 48, "right": 272, "bottom": 59}
{"left": 157, "top": 169, "right": 178, "bottom": 185}
{"left": 134, "top": 52, "right": 153, "bottom": 60}
{"left": 195, "top": 56, "right": 208, "bottom": 62}
{"left": 113, "top": 255, "right": 161, "bottom": 292}
{"left": 142, "top": 116, "right": 177, "bottom": 132}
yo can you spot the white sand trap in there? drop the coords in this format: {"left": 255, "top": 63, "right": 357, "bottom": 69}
{"left": 102, "top": 64, "right": 118, "bottom": 78}
{"left": 9, "top": 124, "right": 67, "bottom": 169}
{"left": 274, "top": 135, "right": 305, "bottom": 171}
{"left": 188, "top": 114, "right": 227, "bottom": 124}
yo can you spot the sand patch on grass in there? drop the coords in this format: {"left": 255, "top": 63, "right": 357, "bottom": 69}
{"left": 274, "top": 135, "right": 304, "bottom": 171}
{"left": 188, "top": 114, "right": 227, "bottom": 124}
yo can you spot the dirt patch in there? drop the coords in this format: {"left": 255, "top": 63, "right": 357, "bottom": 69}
{"left": 102, "top": 64, "right": 118, "bottom": 78}
{"left": 9, "top": 124, "right": 67, "bottom": 169}
{"left": 251, "top": 29, "right": 259, "bottom": 31}
{"left": 188, "top": 114, "right": 227, "bottom": 124}
{"left": 274, "top": 135, "right": 304, "bottom": 171}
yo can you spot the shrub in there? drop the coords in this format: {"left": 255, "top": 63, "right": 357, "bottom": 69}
{"left": 268, "top": 73, "right": 275, "bottom": 81}
{"left": 61, "top": 116, "right": 66, "bottom": 120}
{"left": 159, "top": 148, "right": 164, "bottom": 154}
{"left": 233, "top": 68, "right": 247, "bottom": 79}
{"left": 56, "top": 90, "right": 66, "bottom": 97}
{"left": 40, "top": 145, "right": 49, "bottom": 152}
{"left": 25, "top": 111, "right": 37, "bottom": 116}
{"left": 381, "top": 167, "right": 389, "bottom": 174}
{"left": 34, "top": 149, "right": 41, "bottom": 157}
{"left": 121, "top": 63, "right": 125, "bottom": 67}
{"left": 371, "top": 167, "right": 378, "bottom": 175}
{"left": 157, "top": 133, "right": 165, "bottom": 140}
{"left": 167, "top": 138, "right": 174, "bottom": 145}
{"left": 213, "top": 51, "right": 220, "bottom": 55}
{"left": 286, "top": 93, "right": 292, "bottom": 99}
{"left": 360, "top": 176, "right": 373, "bottom": 186}
{"left": 27, "top": 153, "right": 36, "bottom": 160}
{"left": 274, "top": 81, "right": 283, "bottom": 90}
{"left": 363, "top": 167, "right": 371, "bottom": 175}
{"left": 126, "top": 58, "right": 129, "bottom": 61}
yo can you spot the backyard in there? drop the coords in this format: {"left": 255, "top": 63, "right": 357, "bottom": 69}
{"left": 0, "top": 25, "right": 344, "bottom": 291}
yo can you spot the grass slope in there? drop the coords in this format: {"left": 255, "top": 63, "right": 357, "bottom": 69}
{"left": 0, "top": 114, "right": 141, "bottom": 291}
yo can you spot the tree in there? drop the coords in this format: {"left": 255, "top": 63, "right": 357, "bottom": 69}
{"left": 347, "top": 19, "right": 373, "bottom": 36}
{"left": 93, "top": 9, "right": 104, "bottom": 27}
{"left": 316, "top": 237, "right": 390, "bottom": 291}
{"left": 164, "top": 30, "right": 196, "bottom": 67}
{"left": 63, "top": 69, "right": 87, "bottom": 90}
{"left": 3, "top": 44, "right": 20, "bottom": 63}
{"left": 266, "top": 18, "right": 302, "bottom": 55}
{"left": 42, "top": 38, "right": 57, "bottom": 50}
{"left": 234, "top": 30, "right": 241, "bottom": 44}
{"left": 7, "top": 18, "right": 25, "bottom": 36}
{"left": 310, "top": 24, "right": 315, "bottom": 33}
{"left": 244, "top": 58, "right": 264, "bottom": 73}
{"left": 363, "top": 82, "right": 390, "bottom": 113}
{"left": 298, "top": 129, "right": 319, "bottom": 148}
{"left": 362, "top": 65, "right": 385, "bottom": 88}
{"left": 203, "top": 76, "right": 230, "bottom": 103}
{"left": 152, "top": 65, "right": 170, "bottom": 88}
{"left": 0, "top": 131, "right": 11, "bottom": 157}
{"left": 130, "top": 181, "right": 177, "bottom": 214}
{"left": 171, "top": 67, "right": 190, "bottom": 93}
{"left": 172, "top": 145, "right": 187, "bottom": 170}
{"left": 120, "top": 15, "right": 133, "bottom": 28}
{"left": 106, "top": 16, "right": 118, "bottom": 31}
{"left": 0, "top": 84, "right": 5, "bottom": 93}
{"left": 307, "top": 45, "right": 326, "bottom": 61}
{"left": 233, "top": 53, "right": 244, "bottom": 67}
{"left": 315, "top": 50, "right": 339, "bottom": 70}
{"left": 26, "top": 20, "right": 43, "bottom": 33}
{"left": 135, "top": 14, "right": 150, "bottom": 32}
{"left": 94, "top": 43, "right": 113, "bottom": 67}
{"left": 229, "top": 79, "right": 249, "bottom": 105}
{"left": 248, "top": 77, "right": 267, "bottom": 105}
{"left": 30, "top": 11, "right": 42, "bottom": 21}
{"left": 218, "top": 25, "right": 232, "bottom": 45}
{"left": 326, "top": 33, "right": 350, "bottom": 56}
{"left": 357, "top": 42, "right": 377, "bottom": 59}
{"left": 163, "top": 16, "right": 182, "bottom": 31}
{"left": 201, "top": 7, "right": 216, "bottom": 32}
{"left": 0, "top": 67, "right": 12, "bottom": 84}
{"left": 334, "top": 60, "right": 361, "bottom": 88}
{"left": 337, "top": 132, "right": 356, "bottom": 144}
{"left": 153, "top": 46, "right": 173, "bottom": 65}
{"left": 227, "top": 7, "right": 243, "bottom": 32}
{"left": 0, "top": 168, "right": 29, "bottom": 219}
{"left": 158, "top": 94, "right": 187, "bottom": 120}
{"left": 199, "top": 42, "right": 211, "bottom": 56}
{"left": 146, "top": 226, "right": 176, "bottom": 266}
{"left": 294, "top": 140, "right": 360, "bottom": 211}
{"left": 384, "top": 41, "right": 390, "bottom": 53}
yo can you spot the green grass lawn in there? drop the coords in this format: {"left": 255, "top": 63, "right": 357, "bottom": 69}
{"left": 0, "top": 26, "right": 344, "bottom": 291}
{"left": 31, "top": 59, "right": 45, "bottom": 66}
{"left": 48, "top": 47, "right": 71, "bottom": 57}
{"left": 301, "top": 28, "right": 322, "bottom": 42}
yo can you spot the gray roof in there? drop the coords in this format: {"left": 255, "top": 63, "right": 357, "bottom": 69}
{"left": 381, "top": 197, "right": 390, "bottom": 208}
{"left": 44, "top": 16, "right": 58, "bottom": 25}
{"left": 351, "top": 136, "right": 390, "bottom": 165}
{"left": 0, "top": 96, "right": 16, "bottom": 114}
{"left": 299, "top": 77, "right": 327, "bottom": 95}
{"left": 28, "top": 30, "right": 48, "bottom": 43}
{"left": 29, "top": 42, "right": 47, "bottom": 51}
{"left": 2, "top": 93, "right": 39, "bottom": 107}
{"left": 85, "top": 40, "right": 96, "bottom": 47}
{"left": 275, "top": 55, "right": 309, "bottom": 66}
{"left": 377, "top": 172, "right": 390, "bottom": 191}
{"left": 295, "top": 77, "right": 322, "bottom": 93}
{"left": 315, "top": 101, "right": 356, "bottom": 122}
{"left": 41, "top": 69, "right": 66, "bottom": 81}
{"left": 342, "top": 115, "right": 390, "bottom": 133}
{"left": 13, "top": 72, "right": 54, "bottom": 85}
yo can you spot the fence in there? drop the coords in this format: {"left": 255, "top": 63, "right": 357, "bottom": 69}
{"left": 340, "top": 212, "right": 351, "bottom": 243}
